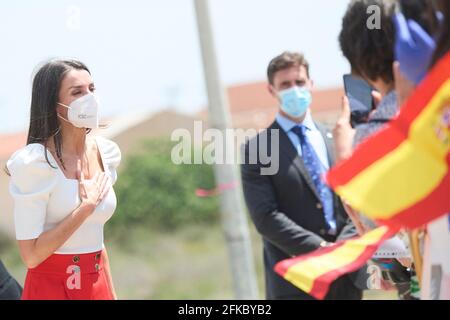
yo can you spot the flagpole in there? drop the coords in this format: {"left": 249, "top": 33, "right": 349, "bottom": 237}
{"left": 193, "top": 0, "right": 259, "bottom": 299}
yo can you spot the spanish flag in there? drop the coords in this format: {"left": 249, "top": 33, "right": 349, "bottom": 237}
{"left": 274, "top": 226, "right": 397, "bottom": 300}
{"left": 275, "top": 53, "right": 450, "bottom": 300}
{"left": 327, "top": 52, "right": 450, "bottom": 229}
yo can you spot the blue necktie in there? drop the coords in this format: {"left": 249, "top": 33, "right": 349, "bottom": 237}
{"left": 291, "top": 125, "right": 336, "bottom": 234}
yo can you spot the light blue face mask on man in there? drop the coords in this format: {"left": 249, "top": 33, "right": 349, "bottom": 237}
{"left": 278, "top": 86, "right": 312, "bottom": 118}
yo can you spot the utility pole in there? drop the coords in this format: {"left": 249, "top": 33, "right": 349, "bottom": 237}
{"left": 193, "top": 0, "right": 259, "bottom": 299}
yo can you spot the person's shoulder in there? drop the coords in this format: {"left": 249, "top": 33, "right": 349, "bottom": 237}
{"left": 371, "top": 91, "right": 399, "bottom": 120}
{"left": 94, "top": 136, "right": 120, "bottom": 153}
{"left": 354, "top": 122, "right": 383, "bottom": 147}
{"left": 94, "top": 136, "right": 121, "bottom": 169}
{"left": 242, "top": 122, "right": 279, "bottom": 150}
{"left": 6, "top": 143, "right": 58, "bottom": 191}
{"left": 7, "top": 143, "right": 52, "bottom": 172}
{"left": 311, "top": 120, "right": 334, "bottom": 142}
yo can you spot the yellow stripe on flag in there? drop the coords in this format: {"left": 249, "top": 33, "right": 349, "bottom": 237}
{"left": 283, "top": 226, "right": 390, "bottom": 294}
{"left": 335, "top": 80, "right": 450, "bottom": 220}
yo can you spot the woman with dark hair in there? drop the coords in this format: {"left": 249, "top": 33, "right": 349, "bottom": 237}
{"left": 6, "top": 59, "right": 119, "bottom": 300}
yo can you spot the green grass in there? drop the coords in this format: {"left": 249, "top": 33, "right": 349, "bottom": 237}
{"left": 0, "top": 222, "right": 396, "bottom": 300}
{"left": 106, "top": 223, "right": 255, "bottom": 299}
{"left": 0, "top": 222, "right": 266, "bottom": 300}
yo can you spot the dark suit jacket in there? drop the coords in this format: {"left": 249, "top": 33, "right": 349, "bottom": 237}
{"left": 241, "top": 120, "right": 367, "bottom": 300}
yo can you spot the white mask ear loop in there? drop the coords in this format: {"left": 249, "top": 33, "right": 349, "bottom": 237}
{"left": 57, "top": 102, "right": 70, "bottom": 109}
{"left": 57, "top": 113, "right": 71, "bottom": 123}
{"left": 56, "top": 103, "right": 71, "bottom": 124}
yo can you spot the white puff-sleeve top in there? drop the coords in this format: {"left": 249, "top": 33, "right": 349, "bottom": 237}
{"left": 6, "top": 136, "right": 120, "bottom": 254}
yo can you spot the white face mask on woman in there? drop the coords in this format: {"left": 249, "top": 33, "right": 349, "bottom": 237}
{"left": 57, "top": 93, "right": 100, "bottom": 129}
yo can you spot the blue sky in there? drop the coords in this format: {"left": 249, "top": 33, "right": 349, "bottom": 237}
{"left": 0, "top": 0, "right": 351, "bottom": 133}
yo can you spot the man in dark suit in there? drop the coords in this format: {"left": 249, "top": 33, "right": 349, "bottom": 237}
{"left": 241, "top": 52, "right": 366, "bottom": 300}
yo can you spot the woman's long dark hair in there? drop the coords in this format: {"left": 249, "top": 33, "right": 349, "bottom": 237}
{"left": 431, "top": 0, "right": 450, "bottom": 66}
{"left": 27, "top": 59, "right": 91, "bottom": 171}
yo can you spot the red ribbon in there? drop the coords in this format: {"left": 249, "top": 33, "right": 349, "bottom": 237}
{"left": 195, "top": 181, "right": 239, "bottom": 197}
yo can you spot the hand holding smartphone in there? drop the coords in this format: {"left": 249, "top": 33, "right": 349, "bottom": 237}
{"left": 343, "top": 74, "right": 374, "bottom": 128}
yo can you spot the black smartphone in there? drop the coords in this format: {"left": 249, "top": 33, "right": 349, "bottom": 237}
{"left": 343, "top": 74, "right": 374, "bottom": 128}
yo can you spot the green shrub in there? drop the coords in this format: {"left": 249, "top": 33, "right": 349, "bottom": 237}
{"left": 109, "top": 139, "right": 219, "bottom": 231}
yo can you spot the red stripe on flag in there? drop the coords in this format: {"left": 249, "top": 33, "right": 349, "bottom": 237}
{"left": 274, "top": 227, "right": 399, "bottom": 300}
{"left": 308, "top": 227, "right": 398, "bottom": 300}
{"left": 274, "top": 241, "right": 347, "bottom": 277}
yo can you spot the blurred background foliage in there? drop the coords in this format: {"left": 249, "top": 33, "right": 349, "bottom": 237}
{"left": 109, "top": 139, "right": 219, "bottom": 232}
